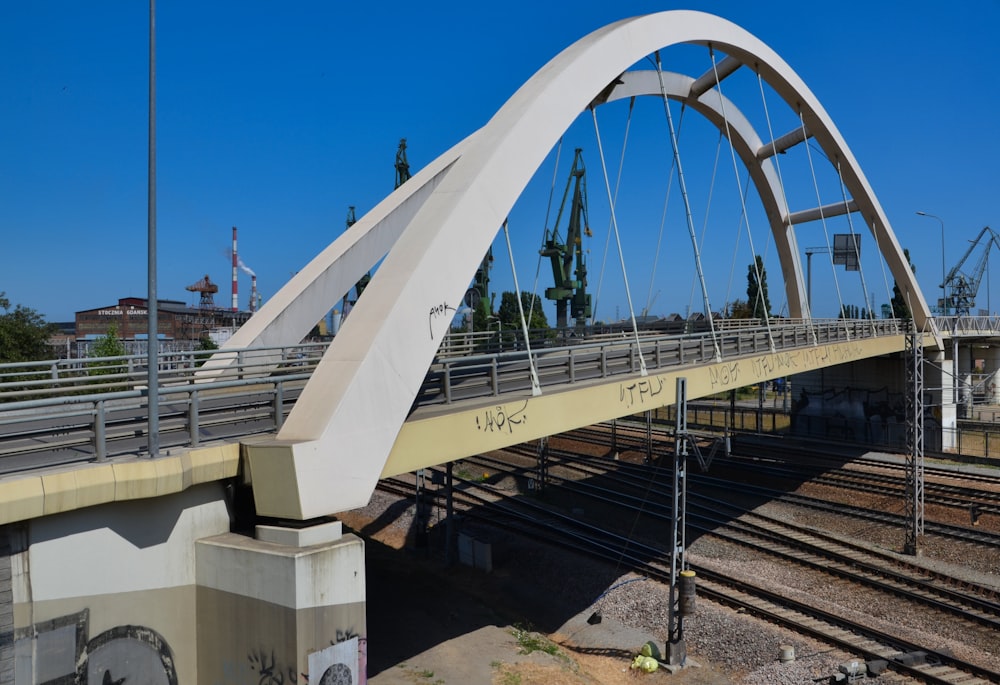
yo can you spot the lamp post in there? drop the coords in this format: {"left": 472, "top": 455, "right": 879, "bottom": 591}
{"left": 147, "top": 0, "right": 159, "bottom": 457}
{"left": 916, "top": 211, "right": 946, "bottom": 316}
{"left": 488, "top": 315, "right": 502, "bottom": 352}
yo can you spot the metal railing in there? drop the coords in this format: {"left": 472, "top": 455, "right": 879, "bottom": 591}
{"left": 932, "top": 315, "right": 1000, "bottom": 336}
{"left": 418, "top": 318, "right": 906, "bottom": 405}
{"left": 0, "top": 319, "right": 907, "bottom": 472}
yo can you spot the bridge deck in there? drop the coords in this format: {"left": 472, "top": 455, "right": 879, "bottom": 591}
{"left": 385, "top": 330, "right": 912, "bottom": 476}
{"left": 0, "top": 319, "right": 926, "bottom": 522}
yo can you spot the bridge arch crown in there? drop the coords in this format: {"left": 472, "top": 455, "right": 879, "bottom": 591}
{"left": 246, "top": 11, "right": 928, "bottom": 520}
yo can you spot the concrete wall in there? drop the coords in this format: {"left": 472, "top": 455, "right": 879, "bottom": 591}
{"left": 5, "top": 481, "right": 367, "bottom": 684}
{"left": 789, "top": 354, "right": 917, "bottom": 447}
{"left": 10, "top": 482, "right": 229, "bottom": 684}
{"left": 196, "top": 527, "right": 366, "bottom": 683}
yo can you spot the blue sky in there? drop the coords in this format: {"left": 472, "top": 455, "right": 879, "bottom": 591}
{"left": 2, "top": 1, "right": 998, "bottom": 325}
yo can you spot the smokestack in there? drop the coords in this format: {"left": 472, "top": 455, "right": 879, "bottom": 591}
{"left": 231, "top": 226, "right": 238, "bottom": 312}
{"left": 249, "top": 275, "right": 258, "bottom": 313}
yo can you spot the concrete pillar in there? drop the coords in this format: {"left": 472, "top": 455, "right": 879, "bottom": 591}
{"left": 933, "top": 349, "right": 955, "bottom": 451}
{"left": 958, "top": 341, "right": 974, "bottom": 417}
{"left": 196, "top": 521, "right": 366, "bottom": 684}
{"left": 11, "top": 483, "right": 232, "bottom": 685}
{"left": 981, "top": 345, "right": 1000, "bottom": 405}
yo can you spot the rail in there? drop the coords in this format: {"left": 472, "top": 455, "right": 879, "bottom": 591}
{"left": 418, "top": 318, "right": 905, "bottom": 405}
{"left": 0, "top": 318, "right": 907, "bottom": 472}
{"left": 933, "top": 315, "right": 1000, "bottom": 336}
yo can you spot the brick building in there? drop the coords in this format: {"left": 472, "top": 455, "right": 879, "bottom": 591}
{"left": 75, "top": 297, "right": 250, "bottom": 342}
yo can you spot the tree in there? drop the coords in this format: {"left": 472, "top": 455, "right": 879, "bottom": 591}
{"left": 891, "top": 248, "right": 916, "bottom": 320}
{"left": 497, "top": 291, "right": 549, "bottom": 331}
{"left": 88, "top": 323, "right": 126, "bottom": 379}
{"left": 746, "top": 255, "right": 771, "bottom": 319}
{"left": 839, "top": 304, "right": 861, "bottom": 319}
{"left": 725, "top": 298, "right": 753, "bottom": 319}
{"left": 0, "top": 292, "right": 56, "bottom": 363}
{"left": 195, "top": 335, "right": 218, "bottom": 367}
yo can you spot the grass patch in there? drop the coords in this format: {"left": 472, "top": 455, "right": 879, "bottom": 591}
{"left": 498, "top": 670, "right": 522, "bottom": 685}
{"left": 511, "top": 624, "right": 559, "bottom": 656}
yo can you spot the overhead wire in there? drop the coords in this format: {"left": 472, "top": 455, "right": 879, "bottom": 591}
{"left": 869, "top": 217, "right": 901, "bottom": 333}
{"left": 502, "top": 218, "right": 542, "bottom": 395}
{"left": 709, "top": 47, "right": 775, "bottom": 351}
{"left": 529, "top": 139, "right": 565, "bottom": 326}
{"left": 755, "top": 70, "right": 818, "bottom": 343}
{"left": 722, "top": 172, "right": 752, "bottom": 315}
{"left": 653, "top": 50, "right": 721, "bottom": 360}
{"left": 689, "top": 130, "right": 724, "bottom": 317}
{"left": 592, "top": 97, "right": 636, "bottom": 326}
{"left": 799, "top": 111, "right": 850, "bottom": 337}
{"left": 834, "top": 158, "right": 878, "bottom": 335}
{"left": 590, "top": 107, "right": 648, "bottom": 375}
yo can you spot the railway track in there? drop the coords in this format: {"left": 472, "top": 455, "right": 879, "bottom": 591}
{"left": 568, "top": 424, "right": 1000, "bottom": 530}
{"left": 471, "top": 449, "right": 1000, "bottom": 626}
{"left": 378, "top": 465, "right": 1000, "bottom": 684}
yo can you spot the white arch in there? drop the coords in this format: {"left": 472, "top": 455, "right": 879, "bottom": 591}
{"left": 246, "top": 10, "right": 930, "bottom": 519}
{"left": 606, "top": 70, "right": 810, "bottom": 317}
{"left": 197, "top": 134, "right": 477, "bottom": 376}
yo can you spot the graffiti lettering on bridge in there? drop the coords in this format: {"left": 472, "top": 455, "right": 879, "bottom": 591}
{"left": 750, "top": 351, "right": 799, "bottom": 379}
{"left": 709, "top": 362, "right": 740, "bottom": 388}
{"left": 618, "top": 377, "right": 665, "bottom": 408}
{"left": 428, "top": 302, "right": 456, "bottom": 339}
{"left": 475, "top": 400, "right": 528, "bottom": 434}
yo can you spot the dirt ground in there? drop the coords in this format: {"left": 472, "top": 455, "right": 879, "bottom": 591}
{"left": 342, "top": 510, "right": 737, "bottom": 685}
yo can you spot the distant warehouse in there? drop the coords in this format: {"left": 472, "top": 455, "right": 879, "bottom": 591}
{"left": 75, "top": 297, "right": 251, "bottom": 345}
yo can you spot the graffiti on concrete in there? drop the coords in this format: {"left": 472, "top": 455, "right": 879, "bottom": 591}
{"left": 618, "top": 376, "right": 664, "bottom": 408}
{"left": 83, "top": 625, "right": 176, "bottom": 685}
{"left": 15, "top": 608, "right": 177, "bottom": 685}
{"left": 475, "top": 400, "right": 528, "bottom": 434}
{"left": 308, "top": 638, "right": 358, "bottom": 685}
{"left": 789, "top": 385, "right": 932, "bottom": 446}
{"left": 248, "top": 648, "right": 298, "bottom": 685}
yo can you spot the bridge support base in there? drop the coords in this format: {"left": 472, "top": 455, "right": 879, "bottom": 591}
{"left": 196, "top": 521, "right": 367, "bottom": 681}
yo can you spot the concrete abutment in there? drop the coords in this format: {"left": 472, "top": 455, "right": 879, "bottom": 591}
{"left": 3, "top": 474, "right": 367, "bottom": 684}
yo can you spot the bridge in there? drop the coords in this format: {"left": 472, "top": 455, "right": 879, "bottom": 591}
{"left": 0, "top": 318, "right": 921, "bottom": 511}
{"left": 1, "top": 10, "right": 984, "bottom": 684}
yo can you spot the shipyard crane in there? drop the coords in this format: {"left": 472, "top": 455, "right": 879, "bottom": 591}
{"left": 186, "top": 275, "right": 218, "bottom": 309}
{"left": 395, "top": 138, "right": 411, "bottom": 188}
{"left": 943, "top": 225, "right": 1000, "bottom": 315}
{"left": 540, "top": 148, "right": 592, "bottom": 328}
{"left": 341, "top": 205, "right": 371, "bottom": 310}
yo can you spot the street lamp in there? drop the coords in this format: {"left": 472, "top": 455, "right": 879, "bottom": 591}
{"left": 915, "top": 211, "right": 947, "bottom": 316}
{"left": 487, "top": 315, "right": 502, "bottom": 352}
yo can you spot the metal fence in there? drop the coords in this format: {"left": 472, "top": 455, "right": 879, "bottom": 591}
{"left": 0, "top": 318, "right": 908, "bottom": 472}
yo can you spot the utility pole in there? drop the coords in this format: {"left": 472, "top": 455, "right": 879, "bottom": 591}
{"left": 147, "top": 0, "right": 159, "bottom": 457}
{"left": 916, "top": 211, "right": 946, "bottom": 315}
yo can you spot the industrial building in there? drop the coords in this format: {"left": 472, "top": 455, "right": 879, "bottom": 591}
{"left": 74, "top": 296, "right": 251, "bottom": 344}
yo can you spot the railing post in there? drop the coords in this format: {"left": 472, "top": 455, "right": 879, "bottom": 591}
{"left": 274, "top": 381, "right": 284, "bottom": 431}
{"left": 443, "top": 363, "right": 452, "bottom": 404}
{"left": 94, "top": 400, "right": 107, "bottom": 462}
{"left": 491, "top": 357, "right": 499, "bottom": 396}
{"left": 601, "top": 348, "right": 608, "bottom": 377}
{"left": 189, "top": 390, "right": 200, "bottom": 447}
{"left": 568, "top": 350, "right": 576, "bottom": 384}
